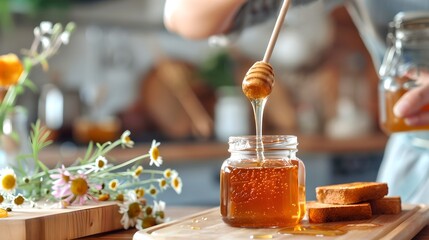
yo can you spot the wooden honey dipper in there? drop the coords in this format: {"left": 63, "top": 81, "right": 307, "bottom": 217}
{"left": 242, "top": 0, "right": 291, "bottom": 100}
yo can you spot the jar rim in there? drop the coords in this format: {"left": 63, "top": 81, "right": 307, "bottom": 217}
{"left": 228, "top": 135, "right": 297, "bottom": 142}
{"left": 228, "top": 135, "right": 298, "bottom": 152}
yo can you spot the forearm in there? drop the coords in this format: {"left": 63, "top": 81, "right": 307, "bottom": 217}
{"left": 163, "top": 0, "right": 246, "bottom": 39}
{"left": 163, "top": 0, "right": 335, "bottom": 40}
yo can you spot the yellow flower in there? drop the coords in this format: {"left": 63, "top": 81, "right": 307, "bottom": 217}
{"left": 0, "top": 168, "right": 17, "bottom": 192}
{"left": 149, "top": 140, "right": 163, "bottom": 167}
{"left": 115, "top": 193, "right": 125, "bottom": 202}
{"left": 118, "top": 191, "right": 141, "bottom": 229}
{"left": 133, "top": 166, "right": 143, "bottom": 179}
{"left": 135, "top": 188, "right": 145, "bottom": 198}
{"left": 163, "top": 169, "right": 172, "bottom": 179}
{"left": 0, "top": 54, "right": 24, "bottom": 88}
{"left": 0, "top": 208, "right": 8, "bottom": 218}
{"left": 95, "top": 156, "right": 108, "bottom": 171}
{"left": 159, "top": 179, "right": 168, "bottom": 190}
{"left": 163, "top": 169, "right": 178, "bottom": 179}
{"left": 148, "top": 185, "right": 157, "bottom": 197}
{"left": 13, "top": 194, "right": 25, "bottom": 206}
{"left": 121, "top": 130, "right": 134, "bottom": 148}
{"left": 70, "top": 177, "right": 89, "bottom": 196}
{"left": 109, "top": 179, "right": 119, "bottom": 191}
{"left": 171, "top": 176, "right": 182, "bottom": 194}
{"left": 98, "top": 193, "right": 110, "bottom": 201}
{"left": 138, "top": 216, "right": 156, "bottom": 230}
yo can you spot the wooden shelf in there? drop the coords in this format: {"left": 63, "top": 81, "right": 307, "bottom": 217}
{"left": 40, "top": 134, "right": 388, "bottom": 168}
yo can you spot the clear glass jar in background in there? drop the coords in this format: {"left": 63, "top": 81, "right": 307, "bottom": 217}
{"left": 379, "top": 12, "right": 429, "bottom": 134}
{"left": 0, "top": 106, "right": 34, "bottom": 174}
{"left": 220, "top": 135, "right": 305, "bottom": 228}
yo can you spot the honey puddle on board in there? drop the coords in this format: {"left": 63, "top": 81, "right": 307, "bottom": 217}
{"left": 277, "top": 222, "right": 381, "bottom": 237}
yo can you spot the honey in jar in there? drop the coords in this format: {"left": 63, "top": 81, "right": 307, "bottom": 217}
{"left": 220, "top": 135, "right": 306, "bottom": 228}
{"left": 379, "top": 12, "right": 429, "bottom": 134}
{"left": 379, "top": 76, "right": 429, "bottom": 133}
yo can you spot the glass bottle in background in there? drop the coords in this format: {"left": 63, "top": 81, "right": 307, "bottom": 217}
{"left": 379, "top": 12, "right": 429, "bottom": 134}
{"left": 0, "top": 106, "right": 34, "bottom": 175}
{"left": 220, "top": 135, "right": 305, "bottom": 228}
{"left": 214, "top": 86, "right": 250, "bottom": 141}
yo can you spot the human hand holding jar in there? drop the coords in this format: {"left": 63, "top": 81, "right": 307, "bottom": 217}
{"left": 393, "top": 70, "right": 429, "bottom": 127}
{"left": 379, "top": 12, "right": 429, "bottom": 134}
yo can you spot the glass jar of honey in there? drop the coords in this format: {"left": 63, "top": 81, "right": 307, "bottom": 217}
{"left": 220, "top": 135, "right": 306, "bottom": 228}
{"left": 379, "top": 12, "right": 429, "bottom": 134}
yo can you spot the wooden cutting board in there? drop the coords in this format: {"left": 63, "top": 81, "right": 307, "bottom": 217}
{"left": 0, "top": 201, "right": 123, "bottom": 240}
{"left": 134, "top": 204, "right": 429, "bottom": 240}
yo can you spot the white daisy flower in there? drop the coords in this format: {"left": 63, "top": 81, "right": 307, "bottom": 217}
{"left": 109, "top": 179, "right": 119, "bottom": 191}
{"left": 13, "top": 194, "right": 25, "bottom": 206}
{"left": 0, "top": 168, "right": 17, "bottom": 193}
{"left": 171, "top": 176, "right": 182, "bottom": 194}
{"left": 148, "top": 140, "right": 163, "bottom": 167}
{"left": 148, "top": 185, "right": 158, "bottom": 197}
{"left": 133, "top": 166, "right": 143, "bottom": 179}
{"left": 118, "top": 191, "right": 142, "bottom": 229}
{"left": 163, "top": 169, "right": 173, "bottom": 179}
{"left": 158, "top": 178, "right": 168, "bottom": 190}
{"left": 153, "top": 200, "right": 168, "bottom": 224}
{"left": 121, "top": 130, "right": 134, "bottom": 148}
{"left": 95, "top": 156, "right": 108, "bottom": 172}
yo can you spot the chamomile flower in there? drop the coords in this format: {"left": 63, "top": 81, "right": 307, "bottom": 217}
{"left": 98, "top": 193, "right": 110, "bottom": 201}
{"left": 94, "top": 156, "right": 108, "bottom": 172}
{"left": 133, "top": 166, "right": 143, "bottom": 179}
{"left": 136, "top": 216, "right": 156, "bottom": 230}
{"left": 121, "top": 130, "right": 134, "bottom": 148}
{"left": 109, "top": 179, "right": 119, "bottom": 191}
{"left": 63, "top": 174, "right": 97, "bottom": 205}
{"left": 0, "top": 168, "right": 17, "bottom": 193}
{"left": 51, "top": 165, "right": 71, "bottom": 186}
{"left": 118, "top": 191, "right": 142, "bottom": 229}
{"left": 148, "top": 140, "right": 163, "bottom": 167}
{"left": 153, "top": 200, "right": 168, "bottom": 224}
{"left": 115, "top": 193, "right": 125, "bottom": 202}
{"left": 171, "top": 176, "right": 183, "bottom": 194}
{"left": 163, "top": 169, "right": 172, "bottom": 179}
{"left": 0, "top": 208, "right": 8, "bottom": 218}
{"left": 51, "top": 165, "right": 71, "bottom": 198}
{"left": 13, "top": 194, "right": 25, "bottom": 206}
{"left": 163, "top": 169, "right": 178, "bottom": 179}
{"left": 158, "top": 179, "right": 168, "bottom": 190}
{"left": 135, "top": 188, "right": 145, "bottom": 198}
{"left": 22, "top": 177, "right": 30, "bottom": 184}
{"left": 148, "top": 185, "right": 158, "bottom": 197}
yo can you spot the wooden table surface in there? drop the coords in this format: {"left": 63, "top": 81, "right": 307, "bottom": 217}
{"left": 78, "top": 206, "right": 429, "bottom": 240}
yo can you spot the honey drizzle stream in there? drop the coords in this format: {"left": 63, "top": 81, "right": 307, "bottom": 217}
{"left": 251, "top": 98, "right": 268, "bottom": 162}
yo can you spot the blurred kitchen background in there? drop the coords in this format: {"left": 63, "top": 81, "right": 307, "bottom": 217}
{"left": 0, "top": 0, "right": 387, "bottom": 206}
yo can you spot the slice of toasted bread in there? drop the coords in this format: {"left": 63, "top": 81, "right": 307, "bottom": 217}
{"left": 368, "top": 196, "right": 402, "bottom": 214}
{"left": 307, "top": 201, "right": 372, "bottom": 223}
{"left": 316, "top": 182, "right": 388, "bottom": 204}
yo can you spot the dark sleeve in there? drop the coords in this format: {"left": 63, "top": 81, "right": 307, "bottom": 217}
{"left": 229, "top": 0, "right": 319, "bottom": 33}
